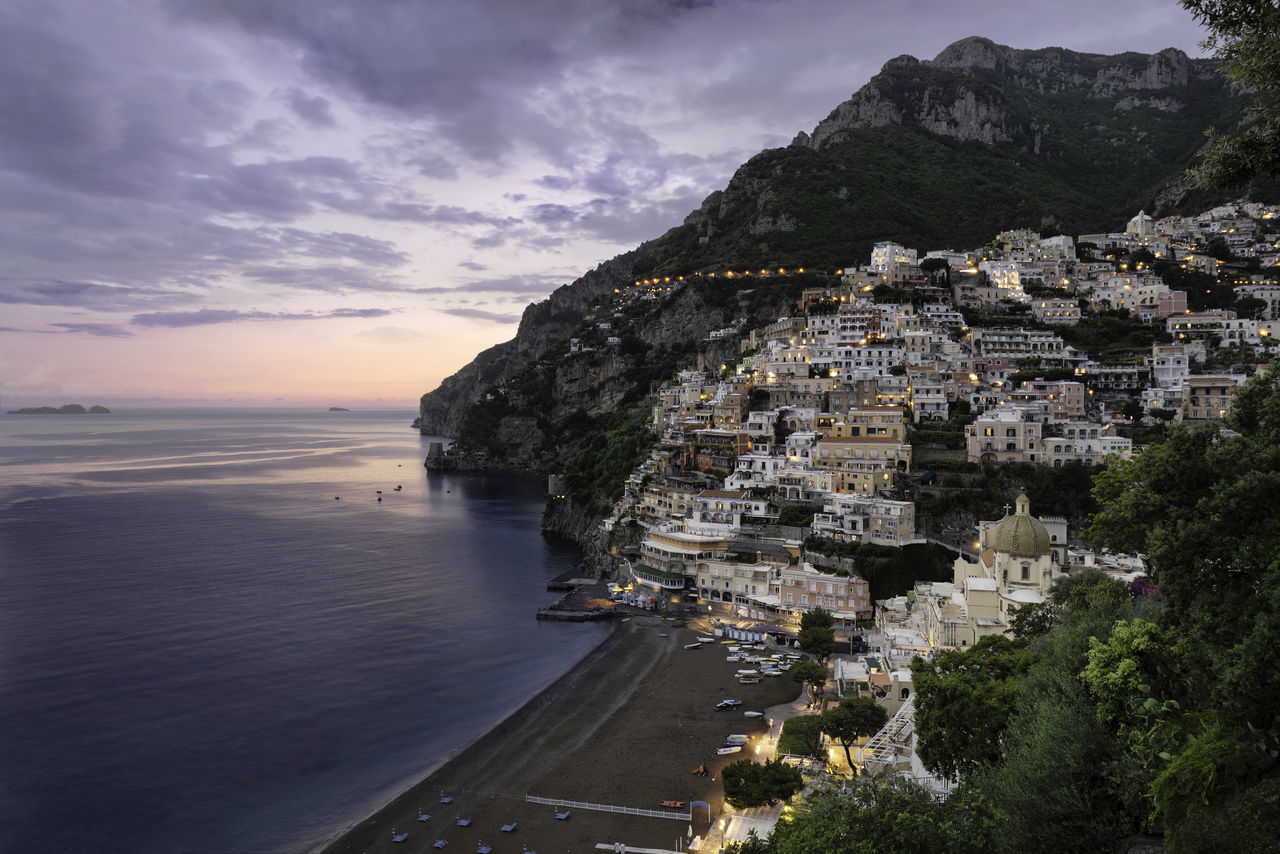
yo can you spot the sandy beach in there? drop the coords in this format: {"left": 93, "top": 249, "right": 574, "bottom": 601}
{"left": 317, "top": 612, "right": 803, "bottom": 854}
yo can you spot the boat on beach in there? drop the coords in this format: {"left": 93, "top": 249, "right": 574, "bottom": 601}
{"left": 683, "top": 642, "right": 702, "bottom": 649}
{"left": 717, "top": 744, "right": 742, "bottom": 755}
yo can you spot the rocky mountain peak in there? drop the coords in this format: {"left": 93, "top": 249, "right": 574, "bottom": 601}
{"left": 930, "top": 35, "right": 1010, "bottom": 71}
{"left": 798, "top": 37, "right": 1209, "bottom": 152}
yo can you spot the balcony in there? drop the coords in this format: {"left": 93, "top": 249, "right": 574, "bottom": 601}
{"left": 630, "top": 562, "right": 690, "bottom": 591}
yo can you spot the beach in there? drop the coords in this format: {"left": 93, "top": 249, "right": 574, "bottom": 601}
{"left": 317, "top": 613, "right": 804, "bottom": 854}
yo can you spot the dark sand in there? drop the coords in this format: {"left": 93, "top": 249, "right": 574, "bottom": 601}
{"left": 317, "top": 614, "right": 802, "bottom": 854}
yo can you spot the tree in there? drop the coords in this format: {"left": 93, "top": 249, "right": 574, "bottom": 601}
{"left": 820, "top": 696, "right": 889, "bottom": 771}
{"left": 1008, "top": 600, "right": 1060, "bottom": 639}
{"left": 911, "top": 635, "right": 1037, "bottom": 781}
{"left": 777, "top": 714, "right": 824, "bottom": 757}
{"left": 1086, "top": 364, "right": 1280, "bottom": 842}
{"left": 800, "top": 606, "right": 835, "bottom": 631}
{"left": 729, "top": 776, "right": 993, "bottom": 854}
{"left": 1182, "top": 0, "right": 1280, "bottom": 187}
{"left": 789, "top": 659, "right": 828, "bottom": 706}
{"left": 722, "top": 758, "right": 805, "bottom": 808}
{"left": 798, "top": 625, "right": 835, "bottom": 660}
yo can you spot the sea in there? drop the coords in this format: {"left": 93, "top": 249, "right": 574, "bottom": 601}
{"left": 0, "top": 408, "right": 609, "bottom": 854}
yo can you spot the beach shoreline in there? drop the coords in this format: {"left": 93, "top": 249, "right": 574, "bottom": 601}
{"left": 309, "top": 617, "right": 626, "bottom": 853}
{"left": 316, "top": 612, "right": 803, "bottom": 854}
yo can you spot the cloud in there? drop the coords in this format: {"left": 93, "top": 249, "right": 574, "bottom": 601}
{"left": 437, "top": 307, "right": 521, "bottom": 324}
{"left": 130, "top": 307, "right": 394, "bottom": 327}
{"left": 283, "top": 87, "right": 336, "bottom": 127}
{"left": 0, "top": 277, "right": 188, "bottom": 311}
{"left": 51, "top": 322, "right": 134, "bottom": 338}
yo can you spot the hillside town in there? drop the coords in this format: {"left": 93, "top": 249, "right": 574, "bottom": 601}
{"left": 579, "top": 200, "right": 1279, "bottom": 669}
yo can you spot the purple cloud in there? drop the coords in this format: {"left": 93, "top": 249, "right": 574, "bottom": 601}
{"left": 130, "top": 307, "right": 394, "bottom": 327}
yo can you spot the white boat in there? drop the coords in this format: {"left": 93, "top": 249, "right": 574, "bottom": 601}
{"left": 735, "top": 669, "right": 759, "bottom": 677}
{"left": 716, "top": 744, "right": 743, "bottom": 755}
{"left": 724, "top": 734, "right": 750, "bottom": 743}
{"left": 683, "top": 642, "right": 702, "bottom": 650}
{"left": 739, "top": 677, "right": 760, "bottom": 685}
{"left": 744, "top": 710, "right": 764, "bottom": 718}
{"left": 697, "top": 636, "right": 716, "bottom": 643}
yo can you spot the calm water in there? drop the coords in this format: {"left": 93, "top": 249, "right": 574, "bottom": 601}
{"left": 0, "top": 409, "right": 608, "bottom": 854}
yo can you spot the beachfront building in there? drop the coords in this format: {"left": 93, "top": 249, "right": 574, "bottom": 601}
{"left": 695, "top": 552, "right": 785, "bottom": 607}
{"left": 634, "top": 528, "right": 729, "bottom": 595}
{"left": 777, "top": 563, "right": 871, "bottom": 625}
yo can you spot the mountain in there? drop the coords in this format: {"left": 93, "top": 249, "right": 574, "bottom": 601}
{"left": 418, "top": 37, "right": 1252, "bottom": 501}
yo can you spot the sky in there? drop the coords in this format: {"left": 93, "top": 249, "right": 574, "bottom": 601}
{"left": 0, "top": 0, "right": 1211, "bottom": 408}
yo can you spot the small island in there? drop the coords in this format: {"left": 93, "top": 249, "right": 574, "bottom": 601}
{"left": 7, "top": 403, "right": 111, "bottom": 415}
{"left": 328, "top": 406, "right": 350, "bottom": 412}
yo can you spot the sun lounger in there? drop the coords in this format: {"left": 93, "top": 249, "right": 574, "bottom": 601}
{"left": 554, "top": 809, "right": 571, "bottom": 820}
{"left": 501, "top": 822, "right": 517, "bottom": 832}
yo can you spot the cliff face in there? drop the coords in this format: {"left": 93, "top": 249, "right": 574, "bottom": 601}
{"left": 417, "top": 249, "right": 643, "bottom": 437}
{"left": 794, "top": 37, "right": 1216, "bottom": 153}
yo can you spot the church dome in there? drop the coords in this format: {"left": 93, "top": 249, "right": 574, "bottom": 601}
{"left": 992, "top": 493, "right": 1051, "bottom": 557}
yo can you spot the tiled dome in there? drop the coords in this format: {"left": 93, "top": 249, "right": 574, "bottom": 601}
{"left": 993, "top": 493, "right": 1050, "bottom": 557}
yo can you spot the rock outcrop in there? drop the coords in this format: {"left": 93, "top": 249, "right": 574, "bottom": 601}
{"left": 797, "top": 37, "right": 1214, "bottom": 154}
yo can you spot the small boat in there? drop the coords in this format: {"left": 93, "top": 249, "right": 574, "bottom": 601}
{"left": 724, "top": 734, "right": 750, "bottom": 743}
{"left": 744, "top": 710, "right": 765, "bottom": 718}
{"left": 736, "top": 669, "right": 759, "bottom": 677}
{"left": 739, "top": 677, "right": 760, "bottom": 685}
{"left": 501, "top": 822, "right": 517, "bottom": 832}
{"left": 658, "top": 632, "right": 668, "bottom": 637}
{"left": 717, "top": 744, "right": 742, "bottom": 755}
{"left": 697, "top": 636, "right": 715, "bottom": 643}
{"left": 683, "top": 642, "right": 702, "bottom": 650}
{"left": 764, "top": 670, "right": 783, "bottom": 677}
{"left": 393, "top": 830, "right": 408, "bottom": 842}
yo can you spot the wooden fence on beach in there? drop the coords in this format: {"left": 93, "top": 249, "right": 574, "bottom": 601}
{"left": 525, "top": 795, "right": 692, "bottom": 821}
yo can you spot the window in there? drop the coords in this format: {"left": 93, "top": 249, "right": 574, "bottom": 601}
{"left": 1007, "top": 428, "right": 1017, "bottom": 437}
{"left": 1021, "top": 563, "right": 1031, "bottom": 581}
